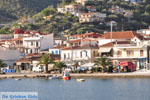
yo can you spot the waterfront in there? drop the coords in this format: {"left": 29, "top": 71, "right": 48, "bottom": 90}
{"left": 0, "top": 78, "right": 150, "bottom": 100}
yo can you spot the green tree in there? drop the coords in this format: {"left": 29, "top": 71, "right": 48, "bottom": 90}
{"left": 62, "top": 0, "right": 72, "bottom": 4}
{"left": 55, "top": 62, "right": 67, "bottom": 73}
{"left": 42, "top": 8, "right": 51, "bottom": 16}
{"left": 38, "top": 54, "right": 54, "bottom": 73}
{"left": 0, "top": 27, "right": 10, "bottom": 34}
{"left": 94, "top": 56, "right": 112, "bottom": 73}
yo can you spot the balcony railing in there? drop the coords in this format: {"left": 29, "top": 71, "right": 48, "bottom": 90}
{"left": 114, "top": 43, "right": 137, "bottom": 47}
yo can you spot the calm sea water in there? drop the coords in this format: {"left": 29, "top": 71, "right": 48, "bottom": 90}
{"left": 0, "top": 78, "right": 150, "bottom": 100}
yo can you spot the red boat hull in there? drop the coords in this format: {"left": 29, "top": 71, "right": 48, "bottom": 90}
{"left": 63, "top": 76, "right": 71, "bottom": 80}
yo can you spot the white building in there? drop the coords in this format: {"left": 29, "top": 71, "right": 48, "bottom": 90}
{"left": 0, "top": 46, "right": 23, "bottom": 66}
{"left": 67, "top": 38, "right": 98, "bottom": 47}
{"left": 57, "top": 4, "right": 82, "bottom": 16}
{"left": 23, "top": 33, "right": 54, "bottom": 54}
{"left": 98, "top": 31, "right": 136, "bottom": 46}
{"left": 79, "top": 12, "right": 106, "bottom": 23}
{"left": 98, "top": 31, "right": 150, "bottom": 70}
{"left": 75, "top": 0, "right": 91, "bottom": 5}
{"left": 13, "top": 28, "right": 32, "bottom": 38}
{"left": 137, "top": 29, "right": 150, "bottom": 35}
{"left": 61, "top": 45, "right": 99, "bottom": 64}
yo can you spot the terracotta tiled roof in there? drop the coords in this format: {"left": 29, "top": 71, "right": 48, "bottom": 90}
{"left": 86, "top": 6, "right": 96, "bottom": 9}
{"left": 100, "top": 42, "right": 114, "bottom": 47}
{"left": 71, "top": 32, "right": 101, "bottom": 38}
{"left": 69, "top": 38, "right": 97, "bottom": 43}
{"left": 24, "top": 31, "right": 31, "bottom": 34}
{"left": 100, "top": 41, "right": 131, "bottom": 47}
{"left": 16, "top": 58, "right": 30, "bottom": 63}
{"left": 26, "top": 53, "right": 42, "bottom": 58}
{"left": 63, "top": 45, "right": 98, "bottom": 50}
{"left": 71, "top": 34, "right": 82, "bottom": 38}
{"left": 53, "top": 45, "right": 66, "bottom": 49}
{"left": 62, "top": 47, "right": 73, "bottom": 50}
{"left": 12, "top": 37, "right": 23, "bottom": 41}
{"left": 69, "top": 39, "right": 81, "bottom": 43}
{"left": 14, "top": 28, "right": 24, "bottom": 34}
{"left": 103, "top": 31, "right": 135, "bottom": 39}
{"left": 82, "top": 39, "right": 97, "bottom": 42}
{"left": 83, "top": 32, "right": 101, "bottom": 38}
{"left": 134, "top": 33, "right": 144, "bottom": 40}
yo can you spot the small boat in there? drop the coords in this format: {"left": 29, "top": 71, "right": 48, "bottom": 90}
{"left": 15, "top": 78, "right": 21, "bottom": 81}
{"left": 62, "top": 71, "right": 71, "bottom": 80}
{"left": 48, "top": 75, "right": 59, "bottom": 79}
{"left": 76, "top": 79, "right": 85, "bottom": 82}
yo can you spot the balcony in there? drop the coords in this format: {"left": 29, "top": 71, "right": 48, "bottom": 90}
{"left": 114, "top": 43, "right": 137, "bottom": 47}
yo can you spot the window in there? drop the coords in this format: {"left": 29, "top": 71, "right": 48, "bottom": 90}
{"left": 64, "top": 54, "right": 66, "bottom": 60}
{"left": 55, "top": 50, "right": 58, "bottom": 55}
{"left": 31, "top": 42, "right": 33, "bottom": 46}
{"left": 36, "top": 42, "right": 39, "bottom": 47}
{"left": 93, "top": 51, "right": 96, "bottom": 57}
{"left": 51, "top": 51, "right": 54, "bottom": 54}
{"left": 85, "top": 51, "right": 88, "bottom": 57}
{"left": 30, "top": 49, "right": 32, "bottom": 53}
{"left": 68, "top": 53, "right": 70, "bottom": 59}
{"left": 126, "top": 50, "right": 134, "bottom": 57}
{"left": 117, "top": 51, "right": 122, "bottom": 57}
{"left": 140, "top": 50, "right": 144, "bottom": 57}
{"left": 80, "top": 51, "right": 82, "bottom": 58}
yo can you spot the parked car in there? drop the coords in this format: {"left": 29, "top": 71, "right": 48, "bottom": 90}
{"left": 65, "top": 67, "right": 72, "bottom": 72}
{"left": 76, "top": 67, "right": 88, "bottom": 73}
{"left": 32, "top": 66, "right": 44, "bottom": 72}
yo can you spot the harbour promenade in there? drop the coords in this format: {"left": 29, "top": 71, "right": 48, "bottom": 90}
{"left": 1, "top": 72, "right": 150, "bottom": 79}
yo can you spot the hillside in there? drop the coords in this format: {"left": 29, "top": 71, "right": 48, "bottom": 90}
{"left": 1, "top": 0, "right": 150, "bottom": 36}
{"left": 0, "top": 0, "right": 60, "bottom": 23}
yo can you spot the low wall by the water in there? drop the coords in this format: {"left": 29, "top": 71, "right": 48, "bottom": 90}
{"left": 1, "top": 73, "right": 150, "bottom": 79}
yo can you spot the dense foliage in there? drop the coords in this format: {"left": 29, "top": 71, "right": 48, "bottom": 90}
{"left": 0, "top": 0, "right": 60, "bottom": 23}
{"left": 1, "top": 0, "right": 150, "bottom": 36}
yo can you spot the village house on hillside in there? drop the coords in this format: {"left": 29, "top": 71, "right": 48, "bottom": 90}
{"left": 75, "top": 0, "right": 94, "bottom": 5}
{"left": 79, "top": 12, "right": 106, "bottom": 23}
{"left": 57, "top": 4, "right": 82, "bottom": 16}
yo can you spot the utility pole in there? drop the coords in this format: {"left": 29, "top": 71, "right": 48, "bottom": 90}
{"left": 121, "top": 19, "right": 124, "bottom": 31}
{"left": 110, "top": 21, "right": 113, "bottom": 42}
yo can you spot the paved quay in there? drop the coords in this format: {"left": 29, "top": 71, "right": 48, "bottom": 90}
{"left": 1, "top": 73, "right": 150, "bottom": 79}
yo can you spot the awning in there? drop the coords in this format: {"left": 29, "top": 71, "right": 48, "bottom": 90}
{"left": 80, "top": 63, "right": 95, "bottom": 68}
{"left": 138, "top": 58, "right": 146, "bottom": 60}
{"left": 99, "top": 48, "right": 111, "bottom": 53}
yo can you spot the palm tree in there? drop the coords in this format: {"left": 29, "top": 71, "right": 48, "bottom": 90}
{"left": 38, "top": 54, "right": 54, "bottom": 73}
{"left": 94, "top": 56, "right": 112, "bottom": 73}
{"left": 73, "top": 61, "right": 79, "bottom": 71}
{"left": 0, "top": 59, "right": 7, "bottom": 72}
{"left": 55, "top": 62, "right": 67, "bottom": 73}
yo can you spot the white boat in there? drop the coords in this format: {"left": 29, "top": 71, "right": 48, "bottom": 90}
{"left": 76, "top": 79, "right": 85, "bottom": 82}
{"left": 49, "top": 75, "right": 59, "bottom": 79}
{"left": 15, "top": 78, "right": 21, "bottom": 81}
{"left": 62, "top": 71, "right": 71, "bottom": 80}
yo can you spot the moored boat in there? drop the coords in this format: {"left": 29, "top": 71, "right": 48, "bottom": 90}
{"left": 62, "top": 71, "right": 71, "bottom": 80}
{"left": 76, "top": 79, "right": 85, "bottom": 82}
{"left": 15, "top": 78, "right": 21, "bottom": 81}
{"left": 49, "top": 75, "right": 59, "bottom": 79}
